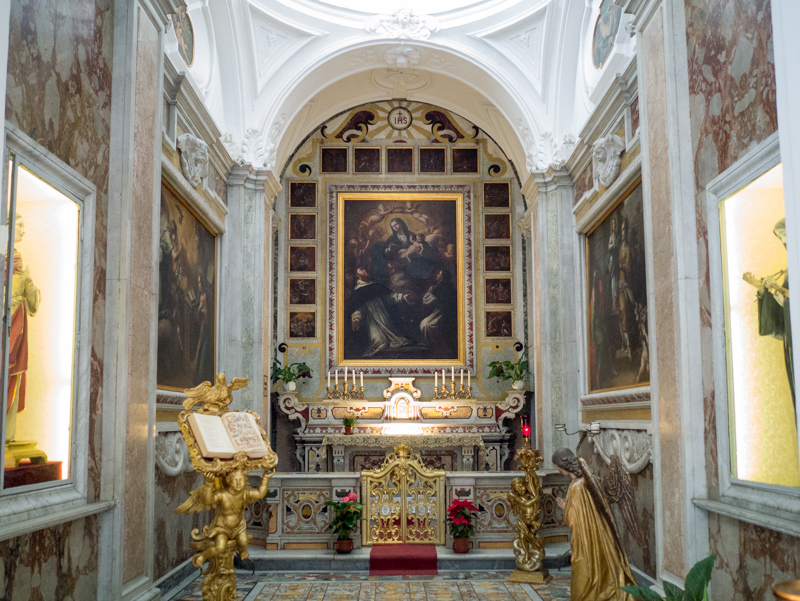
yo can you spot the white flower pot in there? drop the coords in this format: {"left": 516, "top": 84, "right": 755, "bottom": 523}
{"left": 283, "top": 381, "right": 297, "bottom": 392}
{"left": 511, "top": 380, "right": 525, "bottom": 391}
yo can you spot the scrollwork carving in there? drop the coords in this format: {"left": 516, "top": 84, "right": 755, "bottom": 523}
{"left": 589, "top": 428, "right": 652, "bottom": 474}
{"left": 155, "top": 431, "right": 194, "bottom": 476}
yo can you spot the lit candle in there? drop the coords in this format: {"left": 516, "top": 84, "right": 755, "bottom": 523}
{"left": 361, "top": 371, "right": 364, "bottom": 388}
{"left": 460, "top": 369, "right": 463, "bottom": 385}
{"left": 327, "top": 371, "right": 331, "bottom": 389}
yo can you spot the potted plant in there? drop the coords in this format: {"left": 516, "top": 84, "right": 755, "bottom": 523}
{"left": 342, "top": 416, "right": 357, "bottom": 435}
{"left": 446, "top": 499, "right": 482, "bottom": 553}
{"left": 621, "top": 554, "right": 715, "bottom": 601}
{"left": 270, "top": 357, "right": 311, "bottom": 392}
{"left": 324, "top": 491, "right": 363, "bottom": 554}
{"left": 487, "top": 346, "right": 530, "bottom": 390}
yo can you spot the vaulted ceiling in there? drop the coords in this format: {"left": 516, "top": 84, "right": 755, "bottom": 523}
{"left": 167, "top": 0, "right": 634, "bottom": 182}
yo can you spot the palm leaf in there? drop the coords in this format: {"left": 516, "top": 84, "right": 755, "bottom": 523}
{"left": 620, "top": 585, "right": 665, "bottom": 601}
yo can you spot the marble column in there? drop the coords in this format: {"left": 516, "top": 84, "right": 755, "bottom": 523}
{"left": 222, "top": 167, "right": 280, "bottom": 430}
{"left": 522, "top": 168, "right": 579, "bottom": 467}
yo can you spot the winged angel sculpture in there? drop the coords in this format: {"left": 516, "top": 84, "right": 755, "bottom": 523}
{"left": 507, "top": 446, "right": 547, "bottom": 575}
{"left": 175, "top": 374, "right": 278, "bottom": 601}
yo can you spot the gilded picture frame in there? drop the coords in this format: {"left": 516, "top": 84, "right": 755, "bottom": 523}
{"left": 336, "top": 192, "right": 465, "bottom": 367}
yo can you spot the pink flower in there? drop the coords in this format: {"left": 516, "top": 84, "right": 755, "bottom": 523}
{"left": 344, "top": 492, "right": 358, "bottom": 502}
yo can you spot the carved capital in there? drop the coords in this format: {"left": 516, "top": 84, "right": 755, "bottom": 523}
{"left": 589, "top": 428, "right": 652, "bottom": 474}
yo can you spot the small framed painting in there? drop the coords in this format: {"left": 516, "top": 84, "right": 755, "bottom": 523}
{"left": 484, "top": 245, "right": 512, "bottom": 272}
{"left": 485, "top": 278, "right": 512, "bottom": 305}
{"left": 288, "top": 246, "right": 316, "bottom": 273}
{"left": 484, "top": 214, "right": 511, "bottom": 240}
{"left": 289, "top": 278, "right": 316, "bottom": 305}
{"left": 387, "top": 147, "right": 414, "bottom": 174}
{"left": 485, "top": 311, "right": 513, "bottom": 338}
{"left": 321, "top": 147, "right": 348, "bottom": 173}
{"left": 483, "top": 182, "right": 510, "bottom": 208}
{"left": 288, "top": 311, "right": 316, "bottom": 339}
{"left": 290, "top": 182, "right": 317, "bottom": 208}
{"left": 289, "top": 213, "right": 317, "bottom": 240}
{"left": 452, "top": 147, "right": 479, "bottom": 173}
{"left": 354, "top": 147, "right": 381, "bottom": 173}
{"left": 419, "top": 147, "right": 446, "bottom": 174}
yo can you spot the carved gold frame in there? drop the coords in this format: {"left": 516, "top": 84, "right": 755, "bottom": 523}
{"left": 335, "top": 191, "right": 466, "bottom": 367}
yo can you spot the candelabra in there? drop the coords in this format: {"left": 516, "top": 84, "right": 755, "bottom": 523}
{"left": 325, "top": 383, "right": 365, "bottom": 401}
{"left": 433, "top": 380, "right": 473, "bottom": 400}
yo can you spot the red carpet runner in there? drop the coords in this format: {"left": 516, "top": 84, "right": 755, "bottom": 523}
{"left": 369, "top": 544, "right": 438, "bottom": 576}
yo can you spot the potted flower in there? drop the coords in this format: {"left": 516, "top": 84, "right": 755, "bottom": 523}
{"left": 271, "top": 357, "right": 311, "bottom": 392}
{"left": 342, "top": 416, "right": 357, "bottom": 435}
{"left": 487, "top": 346, "right": 529, "bottom": 390}
{"left": 324, "top": 491, "right": 363, "bottom": 554}
{"left": 446, "top": 499, "right": 482, "bottom": 553}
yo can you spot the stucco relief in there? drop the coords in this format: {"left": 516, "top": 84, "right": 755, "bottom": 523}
{"left": 366, "top": 9, "right": 440, "bottom": 40}
{"left": 592, "top": 134, "right": 625, "bottom": 188}
{"left": 589, "top": 428, "right": 652, "bottom": 474}
{"left": 177, "top": 132, "right": 209, "bottom": 187}
{"left": 155, "top": 431, "right": 194, "bottom": 476}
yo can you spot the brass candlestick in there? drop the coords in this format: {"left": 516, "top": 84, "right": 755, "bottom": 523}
{"left": 326, "top": 383, "right": 364, "bottom": 401}
{"left": 434, "top": 381, "right": 473, "bottom": 400}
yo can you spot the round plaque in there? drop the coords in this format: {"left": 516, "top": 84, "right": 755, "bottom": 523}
{"left": 381, "top": 504, "right": 391, "bottom": 516}
{"left": 387, "top": 106, "right": 413, "bottom": 131}
{"left": 417, "top": 504, "right": 426, "bottom": 516}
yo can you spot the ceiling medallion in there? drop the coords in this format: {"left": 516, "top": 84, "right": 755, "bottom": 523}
{"left": 387, "top": 106, "right": 413, "bottom": 131}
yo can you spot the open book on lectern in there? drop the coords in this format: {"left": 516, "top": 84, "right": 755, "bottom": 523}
{"left": 187, "top": 412, "right": 270, "bottom": 459}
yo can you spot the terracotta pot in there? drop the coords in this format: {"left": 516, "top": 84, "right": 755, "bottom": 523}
{"left": 453, "top": 537, "right": 470, "bottom": 553}
{"left": 335, "top": 538, "right": 353, "bottom": 554}
{"left": 344, "top": 426, "right": 353, "bottom": 435}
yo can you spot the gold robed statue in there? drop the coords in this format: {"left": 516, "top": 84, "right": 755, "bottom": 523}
{"left": 175, "top": 374, "right": 279, "bottom": 601}
{"left": 552, "top": 448, "right": 634, "bottom": 601}
{"left": 507, "top": 445, "right": 551, "bottom": 584}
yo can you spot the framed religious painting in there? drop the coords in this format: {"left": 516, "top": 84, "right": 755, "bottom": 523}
{"left": 321, "top": 147, "right": 348, "bottom": 174}
{"left": 585, "top": 177, "right": 648, "bottom": 393}
{"left": 485, "top": 311, "right": 513, "bottom": 338}
{"left": 288, "top": 310, "right": 316, "bottom": 339}
{"left": 289, "top": 213, "right": 317, "bottom": 240}
{"left": 485, "top": 278, "right": 512, "bottom": 305}
{"left": 484, "top": 245, "right": 511, "bottom": 272}
{"left": 290, "top": 182, "right": 316, "bottom": 208}
{"left": 452, "top": 147, "right": 478, "bottom": 173}
{"left": 354, "top": 147, "right": 381, "bottom": 173}
{"left": 483, "top": 182, "right": 510, "bottom": 208}
{"left": 289, "top": 277, "right": 316, "bottom": 306}
{"left": 336, "top": 192, "right": 465, "bottom": 367}
{"left": 157, "top": 180, "right": 217, "bottom": 391}
{"left": 484, "top": 214, "right": 511, "bottom": 240}
{"left": 419, "top": 147, "right": 446, "bottom": 174}
{"left": 387, "top": 147, "right": 414, "bottom": 174}
{"left": 288, "top": 245, "right": 316, "bottom": 273}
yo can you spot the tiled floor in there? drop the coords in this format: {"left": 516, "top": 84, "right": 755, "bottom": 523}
{"left": 165, "top": 570, "right": 572, "bottom": 601}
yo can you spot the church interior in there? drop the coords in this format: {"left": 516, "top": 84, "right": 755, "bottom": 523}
{"left": 1, "top": 0, "right": 800, "bottom": 600}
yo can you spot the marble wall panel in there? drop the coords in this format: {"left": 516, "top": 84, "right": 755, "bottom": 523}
{"left": 578, "top": 439, "right": 657, "bottom": 578}
{"left": 0, "top": 516, "right": 99, "bottom": 601}
{"left": 154, "top": 468, "right": 209, "bottom": 582}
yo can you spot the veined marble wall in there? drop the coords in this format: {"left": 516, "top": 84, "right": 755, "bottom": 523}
{"left": 1, "top": 0, "right": 112, "bottom": 596}
{"left": 684, "top": 0, "right": 799, "bottom": 598}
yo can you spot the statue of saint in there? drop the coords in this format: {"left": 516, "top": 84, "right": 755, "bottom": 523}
{"left": 552, "top": 448, "right": 635, "bottom": 601}
{"left": 5, "top": 214, "right": 41, "bottom": 442}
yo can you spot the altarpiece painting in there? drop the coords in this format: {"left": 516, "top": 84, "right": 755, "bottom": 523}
{"left": 157, "top": 181, "right": 216, "bottom": 391}
{"left": 586, "top": 179, "right": 648, "bottom": 393}
{"left": 336, "top": 192, "right": 465, "bottom": 367}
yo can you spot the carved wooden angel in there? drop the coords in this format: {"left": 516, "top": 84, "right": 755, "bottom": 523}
{"left": 507, "top": 446, "right": 546, "bottom": 572}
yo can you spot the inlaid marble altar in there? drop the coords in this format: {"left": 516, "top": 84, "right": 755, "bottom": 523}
{"left": 276, "top": 378, "right": 526, "bottom": 472}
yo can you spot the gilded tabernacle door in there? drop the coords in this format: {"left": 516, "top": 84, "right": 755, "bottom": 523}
{"left": 361, "top": 444, "right": 445, "bottom": 545}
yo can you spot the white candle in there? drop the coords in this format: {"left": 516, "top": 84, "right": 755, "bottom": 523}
{"left": 344, "top": 366, "right": 348, "bottom": 385}
{"left": 361, "top": 371, "right": 364, "bottom": 388}
{"left": 353, "top": 371, "right": 356, "bottom": 387}
{"left": 468, "top": 371, "right": 471, "bottom": 388}
{"left": 336, "top": 370, "right": 338, "bottom": 386}
{"left": 327, "top": 372, "right": 331, "bottom": 389}
{"left": 460, "top": 369, "right": 464, "bottom": 385}
{"left": 435, "top": 371, "right": 438, "bottom": 388}
{"left": 451, "top": 366, "right": 454, "bottom": 381}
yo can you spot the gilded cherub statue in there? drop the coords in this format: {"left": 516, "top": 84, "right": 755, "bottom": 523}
{"left": 507, "top": 445, "right": 550, "bottom": 583}
{"left": 176, "top": 467, "right": 271, "bottom": 568}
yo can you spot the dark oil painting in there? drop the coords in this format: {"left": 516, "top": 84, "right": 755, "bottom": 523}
{"left": 354, "top": 147, "right": 381, "bottom": 173}
{"left": 586, "top": 181, "right": 649, "bottom": 392}
{"left": 289, "top": 213, "right": 317, "bottom": 240}
{"left": 289, "top": 278, "right": 316, "bottom": 305}
{"left": 484, "top": 182, "right": 510, "bottom": 208}
{"left": 484, "top": 246, "right": 511, "bottom": 272}
{"left": 484, "top": 214, "right": 511, "bottom": 239}
{"left": 485, "top": 278, "right": 512, "bottom": 305}
{"left": 290, "top": 182, "right": 317, "bottom": 208}
{"left": 485, "top": 311, "right": 513, "bottom": 338}
{"left": 321, "top": 147, "right": 348, "bottom": 173}
{"left": 419, "top": 147, "right": 446, "bottom": 173}
{"left": 158, "top": 181, "right": 215, "bottom": 390}
{"left": 289, "top": 246, "right": 316, "bottom": 272}
{"left": 452, "top": 148, "right": 478, "bottom": 173}
{"left": 337, "top": 193, "right": 464, "bottom": 365}
{"left": 289, "top": 311, "right": 316, "bottom": 339}
{"left": 387, "top": 147, "right": 414, "bottom": 173}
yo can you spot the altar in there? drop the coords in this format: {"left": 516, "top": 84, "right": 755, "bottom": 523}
{"left": 276, "top": 377, "right": 527, "bottom": 472}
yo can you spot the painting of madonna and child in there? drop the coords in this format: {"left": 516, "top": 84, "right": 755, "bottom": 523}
{"left": 586, "top": 180, "right": 649, "bottom": 393}
{"left": 337, "top": 193, "right": 465, "bottom": 366}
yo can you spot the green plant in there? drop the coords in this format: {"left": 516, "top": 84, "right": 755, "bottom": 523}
{"left": 487, "top": 346, "right": 530, "bottom": 382}
{"left": 446, "top": 500, "right": 482, "bottom": 538}
{"left": 341, "top": 416, "right": 357, "bottom": 428}
{"left": 270, "top": 357, "right": 311, "bottom": 384}
{"left": 324, "top": 492, "right": 364, "bottom": 540}
{"left": 621, "top": 554, "right": 715, "bottom": 601}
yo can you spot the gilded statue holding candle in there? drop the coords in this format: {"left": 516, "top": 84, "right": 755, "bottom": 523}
{"left": 552, "top": 447, "right": 634, "bottom": 601}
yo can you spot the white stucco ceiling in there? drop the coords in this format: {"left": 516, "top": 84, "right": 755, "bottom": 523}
{"left": 166, "top": 0, "right": 635, "bottom": 181}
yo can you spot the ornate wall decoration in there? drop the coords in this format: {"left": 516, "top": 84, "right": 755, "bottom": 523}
{"left": 602, "top": 455, "right": 648, "bottom": 548}
{"left": 589, "top": 428, "right": 652, "bottom": 474}
{"left": 282, "top": 489, "right": 331, "bottom": 534}
{"left": 592, "top": 0, "right": 623, "bottom": 69}
{"left": 365, "top": 9, "right": 440, "bottom": 40}
{"left": 475, "top": 489, "right": 515, "bottom": 533}
{"left": 385, "top": 46, "right": 420, "bottom": 68}
{"left": 592, "top": 134, "right": 625, "bottom": 188}
{"left": 176, "top": 133, "right": 209, "bottom": 187}
{"left": 155, "top": 431, "right": 194, "bottom": 476}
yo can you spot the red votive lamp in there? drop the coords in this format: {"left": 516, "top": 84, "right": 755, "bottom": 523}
{"left": 521, "top": 415, "right": 531, "bottom": 440}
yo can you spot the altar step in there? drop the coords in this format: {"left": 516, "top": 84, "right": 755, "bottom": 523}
{"left": 245, "top": 541, "right": 571, "bottom": 573}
